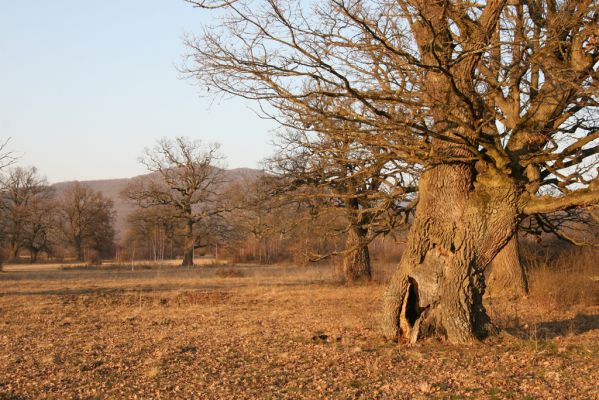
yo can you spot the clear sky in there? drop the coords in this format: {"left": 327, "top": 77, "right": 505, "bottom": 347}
{"left": 0, "top": 1, "right": 276, "bottom": 183}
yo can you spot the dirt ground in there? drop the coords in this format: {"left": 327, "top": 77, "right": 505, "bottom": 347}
{"left": 0, "top": 263, "right": 597, "bottom": 399}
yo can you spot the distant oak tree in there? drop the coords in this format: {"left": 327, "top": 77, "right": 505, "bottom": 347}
{"left": 0, "top": 166, "right": 53, "bottom": 261}
{"left": 124, "top": 137, "right": 228, "bottom": 267}
{"left": 59, "top": 182, "right": 116, "bottom": 262}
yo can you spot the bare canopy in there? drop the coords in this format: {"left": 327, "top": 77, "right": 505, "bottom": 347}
{"left": 124, "top": 137, "right": 227, "bottom": 266}
{"left": 185, "top": 0, "right": 599, "bottom": 343}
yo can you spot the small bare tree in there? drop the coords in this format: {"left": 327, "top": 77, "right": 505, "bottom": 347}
{"left": 124, "top": 137, "right": 227, "bottom": 266}
{"left": 269, "top": 129, "right": 417, "bottom": 281}
{"left": 22, "top": 195, "right": 57, "bottom": 263}
{"left": 58, "top": 182, "right": 116, "bottom": 262}
{"left": 225, "top": 173, "right": 302, "bottom": 264}
{"left": 0, "top": 167, "right": 53, "bottom": 261}
{"left": 0, "top": 139, "right": 15, "bottom": 171}
{"left": 125, "top": 207, "right": 183, "bottom": 262}
{"left": 0, "top": 138, "right": 16, "bottom": 270}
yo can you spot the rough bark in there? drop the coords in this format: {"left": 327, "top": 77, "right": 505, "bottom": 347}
{"left": 382, "top": 163, "right": 519, "bottom": 344}
{"left": 486, "top": 236, "right": 528, "bottom": 299}
{"left": 343, "top": 227, "right": 372, "bottom": 282}
{"left": 182, "top": 219, "right": 195, "bottom": 267}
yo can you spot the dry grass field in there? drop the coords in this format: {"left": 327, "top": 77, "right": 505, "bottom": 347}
{"left": 0, "top": 261, "right": 597, "bottom": 399}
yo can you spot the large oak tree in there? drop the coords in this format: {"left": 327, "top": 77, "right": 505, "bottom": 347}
{"left": 185, "top": 0, "right": 599, "bottom": 343}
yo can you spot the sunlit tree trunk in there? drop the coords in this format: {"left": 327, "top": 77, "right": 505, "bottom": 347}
{"left": 343, "top": 226, "right": 371, "bottom": 282}
{"left": 382, "top": 163, "right": 519, "bottom": 344}
{"left": 486, "top": 236, "right": 528, "bottom": 299}
{"left": 182, "top": 219, "right": 195, "bottom": 267}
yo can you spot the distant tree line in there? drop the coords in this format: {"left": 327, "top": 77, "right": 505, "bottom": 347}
{"left": 0, "top": 162, "right": 116, "bottom": 266}
{"left": 0, "top": 136, "right": 407, "bottom": 272}
{"left": 120, "top": 137, "right": 389, "bottom": 270}
{"left": 2, "top": 126, "right": 594, "bottom": 289}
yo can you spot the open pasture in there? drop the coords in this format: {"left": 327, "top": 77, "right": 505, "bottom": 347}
{"left": 0, "top": 263, "right": 597, "bottom": 399}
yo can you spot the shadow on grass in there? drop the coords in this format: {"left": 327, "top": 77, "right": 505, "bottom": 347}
{"left": 506, "top": 313, "right": 599, "bottom": 339}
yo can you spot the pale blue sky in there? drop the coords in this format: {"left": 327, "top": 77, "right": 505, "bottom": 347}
{"left": 0, "top": 1, "right": 275, "bottom": 183}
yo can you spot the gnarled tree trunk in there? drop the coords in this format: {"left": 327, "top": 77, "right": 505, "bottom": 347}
{"left": 486, "top": 236, "right": 528, "bottom": 299}
{"left": 343, "top": 226, "right": 371, "bottom": 282}
{"left": 381, "top": 162, "right": 519, "bottom": 344}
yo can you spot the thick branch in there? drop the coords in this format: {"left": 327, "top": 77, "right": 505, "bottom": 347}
{"left": 522, "top": 187, "right": 599, "bottom": 215}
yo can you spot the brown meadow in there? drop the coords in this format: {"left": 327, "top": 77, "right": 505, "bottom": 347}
{"left": 0, "top": 254, "right": 597, "bottom": 399}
